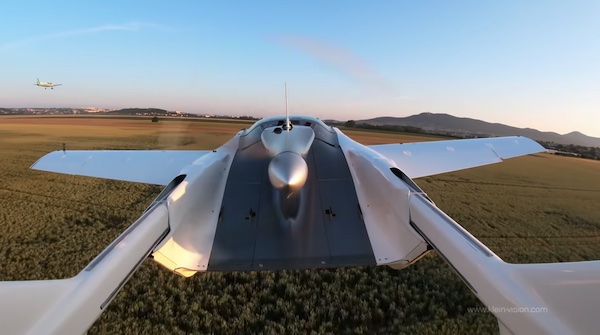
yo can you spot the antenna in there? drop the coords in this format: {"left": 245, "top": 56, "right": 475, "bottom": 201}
{"left": 284, "top": 82, "right": 291, "bottom": 131}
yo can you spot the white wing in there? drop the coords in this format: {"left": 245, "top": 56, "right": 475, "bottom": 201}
{"left": 367, "top": 134, "right": 599, "bottom": 334}
{"left": 369, "top": 136, "right": 545, "bottom": 178}
{"left": 31, "top": 150, "right": 209, "bottom": 185}
{"left": 409, "top": 193, "right": 600, "bottom": 335}
{"left": 0, "top": 202, "right": 170, "bottom": 335}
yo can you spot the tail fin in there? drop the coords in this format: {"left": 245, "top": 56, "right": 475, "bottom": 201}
{"left": 36, "top": 78, "right": 40, "bottom": 84}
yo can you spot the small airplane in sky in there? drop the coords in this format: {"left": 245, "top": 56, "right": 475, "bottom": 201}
{"left": 34, "top": 78, "right": 62, "bottom": 89}
{"left": 1, "top": 89, "right": 599, "bottom": 334}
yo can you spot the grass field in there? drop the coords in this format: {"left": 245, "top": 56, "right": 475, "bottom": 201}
{"left": 1, "top": 115, "right": 599, "bottom": 334}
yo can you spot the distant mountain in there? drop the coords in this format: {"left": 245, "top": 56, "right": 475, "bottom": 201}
{"left": 359, "top": 113, "right": 600, "bottom": 147}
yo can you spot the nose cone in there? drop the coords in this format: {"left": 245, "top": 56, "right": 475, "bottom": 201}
{"left": 268, "top": 152, "right": 308, "bottom": 192}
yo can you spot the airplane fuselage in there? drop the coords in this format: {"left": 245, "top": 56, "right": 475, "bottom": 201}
{"left": 151, "top": 116, "right": 430, "bottom": 275}
{"left": 35, "top": 79, "right": 61, "bottom": 89}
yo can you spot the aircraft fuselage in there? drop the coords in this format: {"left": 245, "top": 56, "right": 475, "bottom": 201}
{"left": 151, "top": 116, "right": 430, "bottom": 275}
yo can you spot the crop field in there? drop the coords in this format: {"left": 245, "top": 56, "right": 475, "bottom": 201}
{"left": 1, "top": 115, "right": 599, "bottom": 334}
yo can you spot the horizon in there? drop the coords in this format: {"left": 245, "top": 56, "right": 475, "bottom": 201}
{"left": 1, "top": 2, "right": 599, "bottom": 136}
{"left": 4, "top": 107, "right": 596, "bottom": 138}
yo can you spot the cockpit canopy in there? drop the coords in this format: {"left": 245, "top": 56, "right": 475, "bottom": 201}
{"left": 238, "top": 116, "right": 337, "bottom": 150}
{"left": 241, "top": 116, "right": 331, "bottom": 135}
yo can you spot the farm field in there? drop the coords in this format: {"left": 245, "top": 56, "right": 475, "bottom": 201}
{"left": 1, "top": 115, "right": 599, "bottom": 334}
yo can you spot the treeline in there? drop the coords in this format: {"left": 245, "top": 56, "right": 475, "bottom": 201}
{"left": 344, "top": 120, "right": 426, "bottom": 134}
{"left": 539, "top": 141, "right": 600, "bottom": 160}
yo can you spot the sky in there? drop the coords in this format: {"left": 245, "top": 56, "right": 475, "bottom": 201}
{"left": 1, "top": 1, "right": 599, "bottom": 137}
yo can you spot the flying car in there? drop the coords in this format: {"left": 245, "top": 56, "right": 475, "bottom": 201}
{"left": 1, "top": 113, "right": 599, "bottom": 335}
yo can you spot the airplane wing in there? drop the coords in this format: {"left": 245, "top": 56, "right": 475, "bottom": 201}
{"left": 31, "top": 150, "right": 209, "bottom": 185}
{"left": 409, "top": 192, "right": 600, "bottom": 335}
{"left": 369, "top": 136, "right": 545, "bottom": 178}
{"left": 0, "top": 201, "right": 170, "bottom": 335}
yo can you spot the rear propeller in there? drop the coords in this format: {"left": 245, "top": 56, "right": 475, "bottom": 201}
{"left": 154, "top": 117, "right": 195, "bottom": 150}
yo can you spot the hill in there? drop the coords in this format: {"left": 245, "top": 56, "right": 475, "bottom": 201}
{"left": 360, "top": 113, "right": 600, "bottom": 147}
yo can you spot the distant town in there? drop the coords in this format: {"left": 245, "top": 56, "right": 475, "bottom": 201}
{"left": 0, "top": 107, "right": 259, "bottom": 120}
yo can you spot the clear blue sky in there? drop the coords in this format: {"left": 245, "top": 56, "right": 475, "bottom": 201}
{"left": 1, "top": 1, "right": 599, "bottom": 136}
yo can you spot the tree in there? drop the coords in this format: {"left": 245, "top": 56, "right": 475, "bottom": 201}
{"left": 345, "top": 120, "right": 356, "bottom": 128}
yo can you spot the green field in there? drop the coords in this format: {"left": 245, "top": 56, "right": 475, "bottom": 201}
{"left": 1, "top": 116, "right": 599, "bottom": 334}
